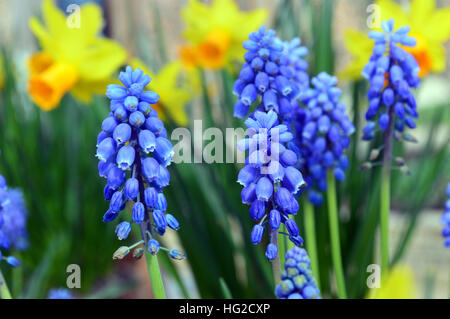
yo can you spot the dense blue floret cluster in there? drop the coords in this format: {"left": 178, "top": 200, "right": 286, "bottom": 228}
{"left": 0, "top": 175, "right": 27, "bottom": 268}
{"left": 275, "top": 247, "right": 321, "bottom": 299}
{"left": 97, "top": 66, "right": 184, "bottom": 260}
{"left": 291, "top": 72, "right": 354, "bottom": 206}
{"left": 233, "top": 26, "right": 308, "bottom": 121}
{"left": 441, "top": 183, "right": 450, "bottom": 247}
{"left": 361, "top": 19, "right": 420, "bottom": 141}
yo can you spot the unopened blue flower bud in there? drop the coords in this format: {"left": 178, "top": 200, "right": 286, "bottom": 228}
{"left": 153, "top": 210, "right": 167, "bottom": 231}
{"left": 269, "top": 209, "right": 281, "bottom": 230}
{"left": 132, "top": 202, "right": 145, "bottom": 224}
{"left": 166, "top": 214, "right": 180, "bottom": 230}
{"left": 106, "top": 84, "right": 127, "bottom": 100}
{"left": 103, "top": 209, "right": 119, "bottom": 223}
{"left": 148, "top": 239, "right": 160, "bottom": 255}
{"left": 140, "top": 91, "right": 160, "bottom": 104}
{"left": 249, "top": 200, "right": 266, "bottom": 221}
{"left": 265, "top": 243, "right": 278, "bottom": 261}
{"left": 155, "top": 165, "right": 170, "bottom": 189}
{"left": 241, "top": 183, "right": 257, "bottom": 205}
{"left": 138, "top": 102, "right": 152, "bottom": 116}
{"left": 124, "top": 96, "right": 139, "bottom": 112}
{"left": 6, "top": 256, "right": 21, "bottom": 268}
{"left": 145, "top": 117, "right": 164, "bottom": 133}
{"left": 144, "top": 187, "right": 158, "bottom": 208}
{"left": 285, "top": 219, "right": 299, "bottom": 237}
{"left": 115, "top": 222, "right": 132, "bottom": 240}
{"left": 155, "top": 193, "right": 167, "bottom": 212}
{"left": 255, "top": 72, "right": 269, "bottom": 92}
{"left": 124, "top": 178, "right": 139, "bottom": 201}
{"left": 240, "top": 84, "right": 257, "bottom": 106}
{"left": 110, "top": 191, "right": 124, "bottom": 212}
{"left": 251, "top": 224, "right": 264, "bottom": 245}
{"left": 237, "top": 165, "right": 258, "bottom": 186}
{"left": 114, "top": 105, "right": 128, "bottom": 121}
{"left": 170, "top": 249, "right": 187, "bottom": 260}
{"left": 233, "top": 101, "right": 250, "bottom": 119}
{"left": 129, "top": 111, "right": 145, "bottom": 128}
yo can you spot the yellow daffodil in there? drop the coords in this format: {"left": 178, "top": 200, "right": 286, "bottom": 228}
{"left": 131, "top": 58, "right": 199, "bottom": 127}
{"left": 367, "top": 265, "right": 418, "bottom": 299}
{"left": 28, "top": 0, "right": 126, "bottom": 111}
{"left": 341, "top": 0, "right": 450, "bottom": 80}
{"left": 180, "top": 0, "right": 267, "bottom": 70}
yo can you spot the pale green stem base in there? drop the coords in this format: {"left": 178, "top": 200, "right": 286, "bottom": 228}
{"left": 271, "top": 228, "right": 281, "bottom": 286}
{"left": 326, "top": 170, "right": 347, "bottom": 299}
{"left": 145, "top": 252, "right": 166, "bottom": 299}
{"left": 380, "top": 160, "right": 391, "bottom": 279}
{"left": 304, "top": 200, "right": 321, "bottom": 290}
{"left": 0, "top": 269, "right": 12, "bottom": 299}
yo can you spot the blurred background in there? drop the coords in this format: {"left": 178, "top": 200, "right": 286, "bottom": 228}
{"left": 0, "top": 0, "right": 449, "bottom": 299}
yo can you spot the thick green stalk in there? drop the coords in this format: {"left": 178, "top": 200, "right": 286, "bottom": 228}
{"left": 326, "top": 170, "right": 347, "bottom": 298}
{"left": 0, "top": 269, "right": 12, "bottom": 299}
{"left": 380, "top": 106, "right": 394, "bottom": 278}
{"left": 145, "top": 252, "right": 166, "bottom": 299}
{"left": 304, "top": 200, "right": 321, "bottom": 290}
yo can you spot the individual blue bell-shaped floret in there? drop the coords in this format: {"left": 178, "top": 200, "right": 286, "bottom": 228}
{"left": 148, "top": 239, "right": 160, "bottom": 255}
{"left": 275, "top": 247, "right": 321, "bottom": 299}
{"left": 97, "top": 67, "right": 184, "bottom": 261}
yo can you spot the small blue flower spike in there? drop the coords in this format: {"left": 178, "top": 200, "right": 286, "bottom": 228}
{"left": 47, "top": 288, "right": 74, "bottom": 299}
{"left": 291, "top": 72, "right": 354, "bottom": 206}
{"left": 361, "top": 19, "right": 420, "bottom": 142}
{"left": 98, "top": 66, "right": 185, "bottom": 260}
{"left": 234, "top": 26, "right": 309, "bottom": 261}
{"left": 275, "top": 247, "right": 321, "bottom": 299}
{"left": 0, "top": 174, "right": 28, "bottom": 268}
{"left": 441, "top": 182, "right": 450, "bottom": 247}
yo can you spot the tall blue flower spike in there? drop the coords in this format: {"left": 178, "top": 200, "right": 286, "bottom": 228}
{"left": 361, "top": 19, "right": 420, "bottom": 142}
{"left": 97, "top": 66, "right": 185, "bottom": 261}
{"left": 0, "top": 174, "right": 27, "bottom": 268}
{"left": 233, "top": 26, "right": 308, "bottom": 122}
{"left": 234, "top": 27, "right": 308, "bottom": 261}
{"left": 275, "top": 247, "right": 321, "bottom": 299}
{"left": 291, "top": 72, "right": 354, "bottom": 206}
{"left": 441, "top": 183, "right": 450, "bottom": 247}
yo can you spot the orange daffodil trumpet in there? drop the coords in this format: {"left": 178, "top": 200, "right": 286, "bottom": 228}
{"left": 28, "top": 0, "right": 126, "bottom": 111}
{"left": 180, "top": 0, "right": 267, "bottom": 70}
{"left": 341, "top": 0, "right": 450, "bottom": 80}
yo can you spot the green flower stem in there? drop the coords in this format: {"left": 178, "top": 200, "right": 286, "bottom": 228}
{"left": 380, "top": 107, "right": 394, "bottom": 278}
{"left": 0, "top": 269, "right": 12, "bottom": 299}
{"left": 145, "top": 251, "right": 166, "bottom": 299}
{"left": 326, "top": 170, "right": 347, "bottom": 298}
{"left": 304, "top": 200, "right": 321, "bottom": 290}
{"left": 271, "top": 228, "right": 281, "bottom": 286}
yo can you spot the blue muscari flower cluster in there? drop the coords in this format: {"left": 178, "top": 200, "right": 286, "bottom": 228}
{"left": 291, "top": 72, "right": 354, "bottom": 206}
{"left": 361, "top": 19, "right": 420, "bottom": 141}
{"left": 441, "top": 183, "right": 450, "bottom": 247}
{"left": 0, "top": 174, "right": 27, "bottom": 268}
{"left": 97, "top": 66, "right": 185, "bottom": 260}
{"left": 47, "top": 288, "right": 74, "bottom": 299}
{"left": 235, "top": 27, "right": 308, "bottom": 261}
{"left": 233, "top": 26, "right": 309, "bottom": 122}
{"left": 275, "top": 247, "right": 321, "bottom": 299}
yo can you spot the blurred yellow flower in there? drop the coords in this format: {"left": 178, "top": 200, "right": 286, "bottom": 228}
{"left": 180, "top": 0, "right": 267, "bottom": 70}
{"left": 28, "top": 0, "right": 126, "bottom": 111}
{"left": 0, "top": 59, "right": 4, "bottom": 90}
{"left": 131, "top": 59, "right": 199, "bottom": 127}
{"left": 367, "top": 265, "right": 418, "bottom": 299}
{"left": 341, "top": 0, "right": 450, "bottom": 80}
